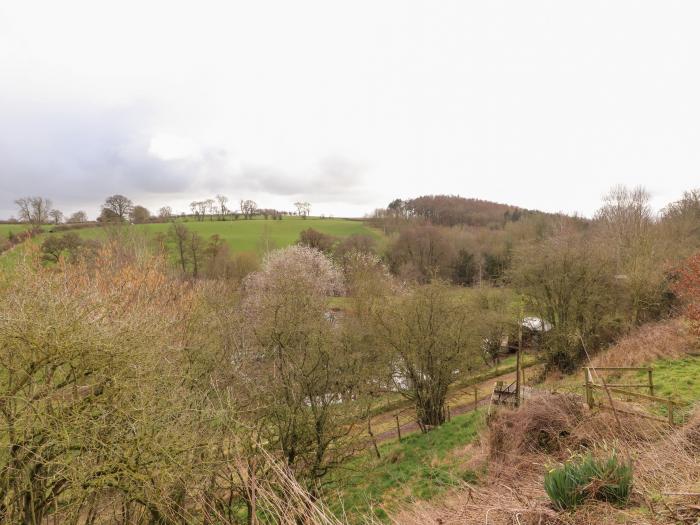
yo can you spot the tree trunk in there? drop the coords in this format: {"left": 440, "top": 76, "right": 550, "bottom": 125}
{"left": 417, "top": 395, "right": 446, "bottom": 428}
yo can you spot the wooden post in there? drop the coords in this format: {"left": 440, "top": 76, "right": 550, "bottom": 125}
{"left": 395, "top": 414, "right": 402, "bottom": 442}
{"left": 368, "top": 416, "right": 381, "bottom": 459}
{"left": 584, "top": 368, "right": 593, "bottom": 409}
{"left": 515, "top": 340, "right": 522, "bottom": 407}
{"left": 474, "top": 386, "right": 478, "bottom": 411}
{"left": 515, "top": 307, "right": 523, "bottom": 407}
{"left": 648, "top": 369, "right": 654, "bottom": 396}
{"left": 447, "top": 404, "right": 452, "bottom": 422}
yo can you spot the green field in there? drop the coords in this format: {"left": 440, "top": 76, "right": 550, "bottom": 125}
{"left": 0, "top": 223, "right": 34, "bottom": 237}
{"left": 75, "top": 217, "right": 381, "bottom": 253}
{"left": 631, "top": 355, "right": 700, "bottom": 421}
{"left": 0, "top": 218, "right": 383, "bottom": 269}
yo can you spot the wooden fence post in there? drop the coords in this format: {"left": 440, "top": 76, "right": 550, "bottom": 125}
{"left": 584, "top": 368, "right": 593, "bottom": 409}
{"left": 395, "top": 414, "right": 402, "bottom": 442}
{"left": 516, "top": 312, "right": 523, "bottom": 407}
{"left": 474, "top": 387, "right": 478, "bottom": 411}
{"left": 447, "top": 405, "right": 451, "bottom": 422}
{"left": 368, "top": 416, "right": 381, "bottom": 459}
{"left": 648, "top": 369, "right": 654, "bottom": 396}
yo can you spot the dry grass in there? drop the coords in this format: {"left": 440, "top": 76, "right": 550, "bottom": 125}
{"left": 390, "top": 392, "right": 700, "bottom": 525}
{"left": 591, "top": 319, "right": 696, "bottom": 368}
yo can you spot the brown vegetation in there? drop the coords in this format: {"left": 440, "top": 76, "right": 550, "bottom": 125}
{"left": 393, "top": 393, "right": 700, "bottom": 524}
{"left": 590, "top": 319, "right": 695, "bottom": 368}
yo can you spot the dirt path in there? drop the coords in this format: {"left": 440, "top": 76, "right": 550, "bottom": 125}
{"left": 370, "top": 364, "right": 543, "bottom": 444}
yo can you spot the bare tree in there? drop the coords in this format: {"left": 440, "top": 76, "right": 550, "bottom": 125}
{"left": 158, "top": 206, "right": 173, "bottom": 219}
{"left": 187, "top": 230, "right": 205, "bottom": 277}
{"left": 169, "top": 223, "right": 190, "bottom": 273}
{"left": 204, "top": 198, "right": 216, "bottom": 220}
{"left": 374, "top": 283, "right": 479, "bottom": 428}
{"left": 595, "top": 185, "right": 666, "bottom": 325}
{"left": 509, "top": 234, "right": 618, "bottom": 372}
{"left": 189, "top": 200, "right": 210, "bottom": 221}
{"left": 190, "top": 201, "right": 200, "bottom": 219}
{"left": 40, "top": 232, "right": 87, "bottom": 262}
{"left": 298, "top": 228, "right": 335, "bottom": 253}
{"left": 98, "top": 207, "right": 120, "bottom": 223}
{"left": 237, "top": 246, "right": 368, "bottom": 489}
{"left": 166, "top": 222, "right": 205, "bottom": 277}
{"left": 386, "top": 224, "right": 456, "bottom": 283}
{"left": 130, "top": 205, "right": 151, "bottom": 224}
{"left": 196, "top": 201, "right": 209, "bottom": 220}
{"left": 102, "top": 194, "right": 133, "bottom": 221}
{"left": 66, "top": 210, "right": 88, "bottom": 223}
{"left": 216, "top": 194, "right": 229, "bottom": 219}
{"left": 240, "top": 199, "right": 258, "bottom": 219}
{"left": 15, "top": 196, "right": 52, "bottom": 229}
{"left": 48, "top": 209, "right": 64, "bottom": 224}
{"left": 595, "top": 185, "right": 653, "bottom": 256}
{"left": 294, "top": 201, "right": 311, "bottom": 218}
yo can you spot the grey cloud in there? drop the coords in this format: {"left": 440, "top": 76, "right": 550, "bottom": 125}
{"left": 0, "top": 99, "right": 371, "bottom": 217}
{"left": 0, "top": 100, "right": 193, "bottom": 215}
{"left": 231, "top": 156, "right": 369, "bottom": 202}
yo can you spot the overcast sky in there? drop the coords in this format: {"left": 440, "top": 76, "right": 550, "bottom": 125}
{"left": 1, "top": 1, "right": 699, "bottom": 219}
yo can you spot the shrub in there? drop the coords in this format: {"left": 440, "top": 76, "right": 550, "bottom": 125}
{"left": 672, "top": 252, "right": 700, "bottom": 336}
{"left": 488, "top": 393, "right": 584, "bottom": 460}
{"left": 544, "top": 452, "right": 632, "bottom": 510}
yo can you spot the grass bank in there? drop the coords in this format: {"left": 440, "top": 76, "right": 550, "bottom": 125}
{"left": 328, "top": 410, "right": 484, "bottom": 522}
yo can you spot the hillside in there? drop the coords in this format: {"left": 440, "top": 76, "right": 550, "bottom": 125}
{"left": 384, "top": 195, "right": 555, "bottom": 228}
{"left": 376, "top": 319, "right": 700, "bottom": 524}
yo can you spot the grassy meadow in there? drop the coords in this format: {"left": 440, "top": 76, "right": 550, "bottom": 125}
{"left": 73, "top": 217, "right": 381, "bottom": 253}
{"left": 0, "top": 223, "right": 33, "bottom": 237}
{"left": 0, "top": 217, "right": 384, "bottom": 269}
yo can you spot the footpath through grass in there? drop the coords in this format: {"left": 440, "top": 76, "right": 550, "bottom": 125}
{"left": 369, "top": 352, "right": 541, "bottom": 427}
{"left": 327, "top": 410, "right": 484, "bottom": 522}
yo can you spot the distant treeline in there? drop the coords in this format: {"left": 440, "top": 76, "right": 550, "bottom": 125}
{"left": 377, "top": 194, "right": 545, "bottom": 228}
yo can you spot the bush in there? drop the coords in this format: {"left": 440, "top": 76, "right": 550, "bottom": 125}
{"left": 488, "top": 393, "right": 584, "bottom": 460}
{"left": 672, "top": 252, "right": 700, "bottom": 336}
{"left": 544, "top": 452, "right": 632, "bottom": 510}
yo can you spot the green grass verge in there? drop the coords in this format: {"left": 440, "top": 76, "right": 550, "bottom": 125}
{"left": 326, "top": 411, "right": 484, "bottom": 522}
{"left": 635, "top": 355, "right": 700, "bottom": 404}
{"left": 633, "top": 355, "right": 700, "bottom": 420}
